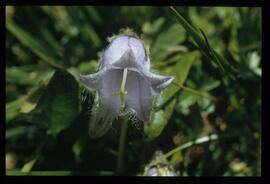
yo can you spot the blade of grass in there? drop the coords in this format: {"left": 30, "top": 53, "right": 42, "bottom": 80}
{"left": 199, "top": 28, "right": 225, "bottom": 74}
{"left": 6, "top": 126, "right": 29, "bottom": 139}
{"left": 199, "top": 27, "right": 238, "bottom": 79}
{"left": 6, "top": 21, "right": 65, "bottom": 70}
{"left": 66, "top": 7, "right": 101, "bottom": 48}
{"left": 170, "top": 6, "right": 238, "bottom": 79}
{"left": 164, "top": 134, "right": 218, "bottom": 158}
{"left": 6, "top": 97, "right": 27, "bottom": 121}
{"left": 169, "top": 6, "right": 208, "bottom": 53}
{"left": 40, "top": 28, "right": 63, "bottom": 55}
{"left": 83, "top": 6, "right": 103, "bottom": 25}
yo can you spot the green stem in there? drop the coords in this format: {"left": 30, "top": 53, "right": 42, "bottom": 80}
{"left": 172, "top": 81, "right": 217, "bottom": 101}
{"left": 169, "top": 6, "right": 208, "bottom": 53}
{"left": 164, "top": 134, "right": 218, "bottom": 159}
{"left": 155, "top": 82, "right": 217, "bottom": 111}
{"left": 116, "top": 117, "right": 129, "bottom": 174}
{"left": 6, "top": 170, "right": 114, "bottom": 176}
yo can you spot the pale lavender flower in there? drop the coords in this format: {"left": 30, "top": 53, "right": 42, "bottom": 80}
{"left": 80, "top": 35, "right": 174, "bottom": 138}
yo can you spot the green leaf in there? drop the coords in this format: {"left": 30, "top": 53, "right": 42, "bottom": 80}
{"left": 40, "top": 27, "right": 63, "bottom": 55}
{"left": 65, "top": 7, "right": 101, "bottom": 48}
{"left": 144, "top": 51, "right": 200, "bottom": 141}
{"left": 169, "top": 7, "right": 207, "bottom": 53}
{"left": 152, "top": 24, "right": 186, "bottom": 61}
{"left": 6, "top": 67, "right": 36, "bottom": 86}
{"left": 83, "top": 6, "right": 103, "bottom": 25}
{"left": 6, "top": 21, "right": 64, "bottom": 70}
{"left": 188, "top": 7, "right": 215, "bottom": 36}
{"left": 6, "top": 84, "right": 46, "bottom": 122}
{"left": 6, "top": 126, "right": 29, "bottom": 139}
{"left": 34, "top": 69, "right": 79, "bottom": 136}
{"left": 6, "top": 97, "right": 27, "bottom": 122}
{"left": 142, "top": 17, "right": 165, "bottom": 35}
{"left": 78, "top": 60, "right": 99, "bottom": 74}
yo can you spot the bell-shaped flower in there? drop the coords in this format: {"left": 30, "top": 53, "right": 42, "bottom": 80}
{"left": 80, "top": 35, "right": 174, "bottom": 138}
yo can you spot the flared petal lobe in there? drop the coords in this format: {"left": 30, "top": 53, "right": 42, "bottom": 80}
{"left": 79, "top": 67, "right": 109, "bottom": 91}
{"left": 142, "top": 71, "right": 175, "bottom": 94}
{"left": 81, "top": 68, "right": 124, "bottom": 138}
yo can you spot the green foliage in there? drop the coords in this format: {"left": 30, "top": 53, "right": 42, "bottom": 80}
{"left": 170, "top": 6, "right": 239, "bottom": 80}
{"left": 34, "top": 69, "right": 79, "bottom": 136}
{"left": 145, "top": 51, "right": 200, "bottom": 140}
{"left": 6, "top": 6, "right": 261, "bottom": 176}
{"left": 6, "top": 21, "right": 63, "bottom": 70}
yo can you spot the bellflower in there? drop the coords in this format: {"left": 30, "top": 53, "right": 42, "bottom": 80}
{"left": 80, "top": 35, "right": 174, "bottom": 138}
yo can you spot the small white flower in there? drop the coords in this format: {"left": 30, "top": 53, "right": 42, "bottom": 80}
{"left": 80, "top": 35, "right": 174, "bottom": 138}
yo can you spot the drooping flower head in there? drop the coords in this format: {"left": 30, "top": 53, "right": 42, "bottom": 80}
{"left": 80, "top": 35, "right": 174, "bottom": 138}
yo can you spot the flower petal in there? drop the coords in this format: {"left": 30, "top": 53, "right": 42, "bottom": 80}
{"left": 88, "top": 69, "right": 124, "bottom": 138}
{"left": 111, "top": 48, "right": 142, "bottom": 70}
{"left": 79, "top": 67, "right": 109, "bottom": 91}
{"left": 102, "top": 36, "right": 149, "bottom": 69}
{"left": 99, "top": 69, "right": 123, "bottom": 116}
{"left": 128, "top": 37, "right": 150, "bottom": 70}
{"left": 140, "top": 70, "right": 175, "bottom": 94}
{"left": 125, "top": 70, "right": 154, "bottom": 121}
{"left": 89, "top": 95, "right": 114, "bottom": 138}
{"left": 102, "top": 36, "right": 130, "bottom": 67}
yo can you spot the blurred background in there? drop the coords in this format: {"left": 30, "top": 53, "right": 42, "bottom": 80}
{"left": 6, "top": 6, "right": 261, "bottom": 176}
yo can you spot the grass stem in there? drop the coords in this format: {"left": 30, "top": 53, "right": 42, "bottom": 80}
{"left": 164, "top": 134, "right": 218, "bottom": 159}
